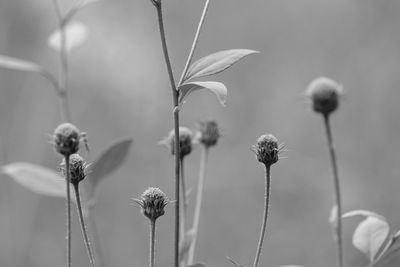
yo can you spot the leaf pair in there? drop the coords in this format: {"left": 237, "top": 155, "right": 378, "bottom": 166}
{"left": 177, "top": 49, "right": 258, "bottom": 109}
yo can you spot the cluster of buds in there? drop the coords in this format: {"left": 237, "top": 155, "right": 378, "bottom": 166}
{"left": 60, "top": 154, "right": 88, "bottom": 185}
{"left": 134, "top": 187, "right": 169, "bottom": 221}
{"left": 306, "top": 77, "right": 343, "bottom": 116}
{"left": 253, "top": 134, "right": 280, "bottom": 167}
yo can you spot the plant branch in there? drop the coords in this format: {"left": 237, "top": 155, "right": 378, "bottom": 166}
{"left": 187, "top": 146, "right": 209, "bottom": 265}
{"left": 64, "top": 155, "right": 72, "bottom": 267}
{"left": 87, "top": 206, "right": 106, "bottom": 267}
{"left": 149, "top": 219, "right": 156, "bottom": 267}
{"left": 73, "top": 184, "right": 96, "bottom": 267}
{"left": 154, "top": 4, "right": 180, "bottom": 267}
{"left": 180, "top": 157, "right": 187, "bottom": 242}
{"left": 252, "top": 164, "right": 271, "bottom": 267}
{"left": 178, "top": 0, "right": 211, "bottom": 85}
{"left": 323, "top": 114, "right": 344, "bottom": 267}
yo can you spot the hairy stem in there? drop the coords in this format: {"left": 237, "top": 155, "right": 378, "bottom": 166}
{"left": 87, "top": 206, "right": 106, "bottom": 267}
{"left": 154, "top": 4, "right": 180, "bottom": 267}
{"left": 187, "top": 146, "right": 209, "bottom": 265}
{"left": 252, "top": 164, "right": 271, "bottom": 267}
{"left": 323, "top": 114, "right": 344, "bottom": 267}
{"left": 178, "top": 0, "right": 211, "bottom": 85}
{"left": 149, "top": 219, "right": 156, "bottom": 267}
{"left": 64, "top": 155, "right": 72, "bottom": 267}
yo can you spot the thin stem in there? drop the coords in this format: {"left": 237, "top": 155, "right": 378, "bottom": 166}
{"left": 87, "top": 206, "right": 106, "bottom": 267}
{"left": 73, "top": 184, "right": 96, "bottom": 267}
{"left": 323, "top": 114, "right": 344, "bottom": 267}
{"left": 149, "top": 219, "right": 156, "bottom": 267}
{"left": 178, "top": 0, "right": 211, "bottom": 85}
{"left": 187, "top": 146, "right": 209, "bottom": 265}
{"left": 252, "top": 164, "right": 271, "bottom": 267}
{"left": 154, "top": 4, "right": 180, "bottom": 267}
{"left": 180, "top": 157, "right": 187, "bottom": 240}
{"left": 64, "top": 155, "right": 72, "bottom": 267}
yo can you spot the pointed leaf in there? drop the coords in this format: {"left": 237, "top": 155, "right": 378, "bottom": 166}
{"left": 178, "top": 81, "right": 227, "bottom": 108}
{"left": 343, "top": 210, "right": 387, "bottom": 222}
{"left": 353, "top": 216, "right": 390, "bottom": 262}
{"left": 0, "top": 55, "right": 58, "bottom": 88}
{"left": 63, "top": 0, "right": 100, "bottom": 25}
{"left": 48, "top": 21, "right": 88, "bottom": 52}
{"left": 2, "top": 162, "right": 66, "bottom": 197}
{"left": 87, "top": 138, "right": 133, "bottom": 191}
{"left": 184, "top": 49, "right": 259, "bottom": 82}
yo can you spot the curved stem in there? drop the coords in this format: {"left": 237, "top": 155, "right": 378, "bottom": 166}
{"left": 64, "top": 155, "right": 72, "bottom": 267}
{"left": 73, "top": 184, "right": 96, "bottom": 267}
{"left": 187, "top": 146, "right": 209, "bottom": 265}
{"left": 252, "top": 164, "right": 271, "bottom": 267}
{"left": 154, "top": 4, "right": 180, "bottom": 267}
{"left": 149, "top": 219, "right": 156, "bottom": 267}
{"left": 87, "top": 206, "right": 106, "bottom": 267}
{"left": 323, "top": 114, "right": 344, "bottom": 267}
{"left": 178, "top": 0, "right": 211, "bottom": 85}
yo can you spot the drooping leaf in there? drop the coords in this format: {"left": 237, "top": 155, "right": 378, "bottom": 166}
{"left": 48, "top": 21, "right": 88, "bottom": 52}
{"left": 184, "top": 49, "right": 259, "bottom": 82}
{"left": 0, "top": 55, "right": 58, "bottom": 88}
{"left": 342, "top": 210, "right": 387, "bottom": 221}
{"left": 353, "top": 216, "right": 390, "bottom": 262}
{"left": 178, "top": 81, "right": 227, "bottom": 108}
{"left": 87, "top": 138, "right": 133, "bottom": 194}
{"left": 2, "top": 162, "right": 66, "bottom": 197}
{"left": 63, "top": 0, "right": 100, "bottom": 25}
{"left": 180, "top": 228, "right": 195, "bottom": 263}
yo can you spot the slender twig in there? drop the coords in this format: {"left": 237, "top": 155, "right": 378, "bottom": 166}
{"left": 178, "top": 0, "right": 211, "bottom": 85}
{"left": 87, "top": 206, "right": 106, "bottom": 267}
{"left": 149, "top": 219, "right": 156, "bottom": 267}
{"left": 64, "top": 155, "right": 72, "bottom": 267}
{"left": 187, "top": 146, "right": 209, "bottom": 265}
{"left": 252, "top": 164, "right": 271, "bottom": 267}
{"left": 73, "top": 184, "right": 96, "bottom": 267}
{"left": 323, "top": 114, "right": 344, "bottom": 267}
{"left": 180, "top": 157, "right": 187, "bottom": 240}
{"left": 154, "top": 4, "right": 180, "bottom": 267}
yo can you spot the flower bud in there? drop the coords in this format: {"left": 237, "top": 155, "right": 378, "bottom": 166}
{"left": 306, "top": 77, "right": 343, "bottom": 115}
{"left": 53, "top": 123, "right": 81, "bottom": 156}
{"left": 163, "top": 127, "right": 193, "bottom": 159}
{"left": 253, "top": 134, "right": 279, "bottom": 166}
{"left": 60, "top": 154, "right": 87, "bottom": 185}
{"left": 134, "top": 187, "right": 169, "bottom": 221}
{"left": 197, "top": 120, "right": 220, "bottom": 148}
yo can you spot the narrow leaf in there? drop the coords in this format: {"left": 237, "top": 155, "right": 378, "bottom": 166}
{"left": 343, "top": 210, "right": 387, "bottom": 222}
{"left": 180, "top": 229, "right": 195, "bottom": 262}
{"left": 353, "top": 216, "right": 390, "bottom": 262}
{"left": 184, "top": 49, "right": 259, "bottom": 82}
{"left": 178, "top": 81, "right": 227, "bottom": 108}
{"left": 0, "top": 55, "right": 58, "bottom": 88}
{"left": 87, "top": 138, "right": 133, "bottom": 192}
{"left": 48, "top": 21, "right": 88, "bottom": 52}
{"left": 2, "top": 162, "right": 66, "bottom": 197}
{"left": 63, "top": 0, "right": 100, "bottom": 25}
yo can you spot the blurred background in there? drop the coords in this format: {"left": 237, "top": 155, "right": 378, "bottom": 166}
{"left": 1, "top": 0, "right": 400, "bottom": 266}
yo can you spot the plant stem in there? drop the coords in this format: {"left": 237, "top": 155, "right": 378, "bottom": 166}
{"left": 323, "top": 114, "right": 344, "bottom": 267}
{"left": 154, "top": 4, "right": 180, "bottom": 267}
{"left": 73, "top": 184, "right": 96, "bottom": 267}
{"left": 252, "top": 164, "right": 271, "bottom": 267}
{"left": 52, "top": 0, "right": 71, "bottom": 122}
{"left": 64, "top": 155, "right": 72, "bottom": 267}
{"left": 187, "top": 146, "right": 209, "bottom": 265}
{"left": 180, "top": 157, "right": 187, "bottom": 240}
{"left": 178, "top": 0, "right": 211, "bottom": 85}
{"left": 149, "top": 219, "right": 156, "bottom": 267}
{"left": 87, "top": 206, "right": 106, "bottom": 267}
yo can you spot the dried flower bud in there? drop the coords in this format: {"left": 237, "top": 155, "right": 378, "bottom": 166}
{"left": 253, "top": 134, "right": 279, "bottom": 166}
{"left": 60, "top": 154, "right": 88, "bottom": 185}
{"left": 163, "top": 127, "right": 193, "bottom": 159}
{"left": 134, "top": 187, "right": 169, "bottom": 221}
{"left": 197, "top": 120, "right": 220, "bottom": 148}
{"left": 53, "top": 123, "right": 81, "bottom": 156}
{"left": 306, "top": 77, "right": 343, "bottom": 115}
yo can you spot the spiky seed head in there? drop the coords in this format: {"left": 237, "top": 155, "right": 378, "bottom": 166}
{"left": 60, "top": 154, "right": 87, "bottom": 185}
{"left": 53, "top": 123, "right": 80, "bottom": 156}
{"left": 253, "top": 134, "right": 279, "bottom": 166}
{"left": 306, "top": 77, "right": 343, "bottom": 115}
{"left": 134, "top": 187, "right": 169, "bottom": 221}
{"left": 197, "top": 120, "right": 220, "bottom": 148}
{"left": 164, "top": 127, "right": 193, "bottom": 159}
